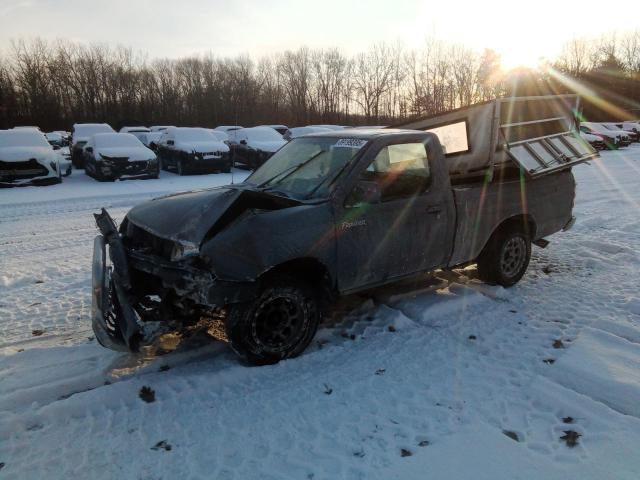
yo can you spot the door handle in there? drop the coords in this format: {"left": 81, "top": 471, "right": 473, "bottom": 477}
{"left": 426, "top": 205, "right": 442, "bottom": 214}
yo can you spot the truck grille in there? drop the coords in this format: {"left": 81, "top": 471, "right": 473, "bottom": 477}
{"left": 0, "top": 159, "right": 48, "bottom": 180}
{"left": 123, "top": 221, "right": 175, "bottom": 260}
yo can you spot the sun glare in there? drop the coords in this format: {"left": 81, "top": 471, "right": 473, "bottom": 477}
{"left": 500, "top": 50, "right": 544, "bottom": 71}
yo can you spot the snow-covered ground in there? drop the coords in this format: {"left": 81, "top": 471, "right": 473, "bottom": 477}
{"left": 1, "top": 152, "right": 639, "bottom": 479}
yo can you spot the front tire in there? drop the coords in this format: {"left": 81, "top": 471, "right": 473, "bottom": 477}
{"left": 477, "top": 228, "right": 531, "bottom": 287}
{"left": 177, "top": 159, "right": 188, "bottom": 176}
{"left": 225, "top": 277, "right": 320, "bottom": 365}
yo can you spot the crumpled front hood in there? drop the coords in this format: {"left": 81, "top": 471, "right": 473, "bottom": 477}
{"left": 0, "top": 146, "right": 53, "bottom": 162}
{"left": 97, "top": 146, "right": 155, "bottom": 161}
{"left": 126, "top": 187, "right": 241, "bottom": 244}
{"left": 125, "top": 185, "right": 301, "bottom": 246}
{"left": 176, "top": 140, "right": 230, "bottom": 154}
{"left": 249, "top": 140, "right": 286, "bottom": 153}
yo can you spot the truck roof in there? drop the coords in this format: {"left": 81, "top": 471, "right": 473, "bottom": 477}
{"left": 308, "top": 128, "right": 417, "bottom": 139}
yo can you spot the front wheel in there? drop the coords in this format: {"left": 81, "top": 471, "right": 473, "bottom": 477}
{"left": 177, "top": 159, "right": 188, "bottom": 176}
{"left": 225, "top": 277, "right": 320, "bottom": 365}
{"left": 477, "top": 228, "right": 531, "bottom": 287}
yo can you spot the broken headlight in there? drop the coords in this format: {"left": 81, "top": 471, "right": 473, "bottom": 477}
{"left": 170, "top": 241, "right": 199, "bottom": 261}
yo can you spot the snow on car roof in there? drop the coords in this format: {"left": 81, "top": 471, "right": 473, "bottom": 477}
{"left": 214, "top": 126, "right": 243, "bottom": 132}
{"left": 239, "top": 126, "right": 284, "bottom": 141}
{"left": 120, "top": 126, "right": 150, "bottom": 133}
{"left": 73, "top": 124, "right": 115, "bottom": 137}
{"left": 93, "top": 132, "right": 144, "bottom": 148}
{"left": 0, "top": 129, "right": 50, "bottom": 148}
{"left": 174, "top": 127, "right": 221, "bottom": 142}
{"left": 13, "top": 126, "right": 41, "bottom": 131}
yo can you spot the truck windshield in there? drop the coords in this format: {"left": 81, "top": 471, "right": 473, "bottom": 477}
{"left": 246, "top": 137, "right": 367, "bottom": 199}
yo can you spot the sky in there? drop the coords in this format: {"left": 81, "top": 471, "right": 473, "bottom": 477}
{"left": 0, "top": 0, "right": 636, "bottom": 69}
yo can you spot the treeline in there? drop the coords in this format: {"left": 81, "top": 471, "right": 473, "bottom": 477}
{"left": 0, "top": 32, "right": 638, "bottom": 131}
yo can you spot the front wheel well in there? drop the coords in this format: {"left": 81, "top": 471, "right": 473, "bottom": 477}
{"left": 259, "top": 258, "right": 335, "bottom": 304}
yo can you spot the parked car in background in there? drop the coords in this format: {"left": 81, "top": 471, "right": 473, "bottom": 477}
{"left": 229, "top": 126, "right": 287, "bottom": 169}
{"left": 45, "top": 131, "right": 66, "bottom": 148}
{"left": 58, "top": 147, "right": 72, "bottom": 176}
{"left": 214, "top": 125, "right": 243, "bottom": 133}
{"left": 71, "top": 123, "right": 115, "bottom": 167}
{"left": 0, "top": 129, "right": 63, "bottom": 186}
{"left": 600, "top": 123, "right": 638, "bottom": 142}
{"left": 139, "top": 131, "right": 164, "bottom": 151}
{"left": 260, "top": 124, "right": 289, "bottom": 135}
{"left": 579, "top": 131, "right": 605, "bottom": 150}
{"left": 617, "top": 121, "right": 640, "bottom": 134}
{"left": 13, "top": 126, "right": 41, "bottom": 131}
{"left": 156, "top": 127, "right": 231, "bottom": 175}
{"left": 119, "top": 126, "right": 151, "bottom": 142}
{"left": 83, "top": 133, "right": 158, "bottom": 181}
{"left": 150, "top": 126, "right": 175, "bottom": 132}
{"left": 283, "top": 126, "right": 332, "bottom": 140}
{"left": 580, "top": 123, "right": 622, "bottom": 149}
{"left": 206, "top": 129, "right": 230, "bottom": 143}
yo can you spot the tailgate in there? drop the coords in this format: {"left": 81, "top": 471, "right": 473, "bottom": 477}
{"left": 500, "top": 95, "right": 599, "bottom": 177}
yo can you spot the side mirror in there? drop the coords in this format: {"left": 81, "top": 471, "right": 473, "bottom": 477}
{"left": 167, "top": 140, "right": 175, "bottom": 146}
{"left": 240, "top": 139, "right": 247, "bottom": 145}
{"left": 85, "top": 146, "right": 93, "bottom": 153}
{"left": 345, "top": 180, "right": 381, "bottom": 208}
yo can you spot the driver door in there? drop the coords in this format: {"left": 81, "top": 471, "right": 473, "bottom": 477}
{"left": 335, "top": 141, "right": 450, "bottom": 293}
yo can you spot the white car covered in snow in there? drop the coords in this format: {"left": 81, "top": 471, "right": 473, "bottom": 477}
{"left": 0, "top": 129, "right": 63, "bottom": 186}
{"left": 579, "top": 131, "right": 606, "bottom": 150}
{"left": 70, "top": 123, "right": 115, "bottom": 168}
{"left": 214, "top": 125, "right": 243, "bottom": 133}
{"left": 580, "top": 123, "right": 625, "bottom": 149}
{"left": 600, "top": 123, "right": 638, "bottom": 143}
{"left": 83, "top": 133, "right": 159, "bottom": 181}
{"left": 156, "top": 127, "right": 231, "bottom": 175}
{"left": 119, "top": 126, "right": 151, "bottom": 142}
{"left": 206, "top": 129, "right": 230, "bottom": 143}
{"left": 138, "top": 131, "right": 164, "bottom": 151}
{"left": 259, "top": 124, "right": 289, "bottom": 135}
{"left": 228, "top": 126, "right": 287, "bottom": 169}
{"left": 617, "top": 121, "right": 640, "bottom": 134}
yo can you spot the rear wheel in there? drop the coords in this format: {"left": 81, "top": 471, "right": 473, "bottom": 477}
{"left": 225, "top": 277, "right": 320, "bottom": 365}
{"left": 477, "top": 228, "right": 531, "bottom": 287}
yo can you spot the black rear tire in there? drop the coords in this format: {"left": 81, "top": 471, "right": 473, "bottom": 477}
{"left": 225, "top": 277, "right": 320, "bottom": 365}
{"left": 477, "top": 228, "right": 531, "bottom": 287}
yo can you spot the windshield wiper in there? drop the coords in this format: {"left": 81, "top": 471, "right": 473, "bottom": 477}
{"left": 257, "top": 150, "right": 325, "bottom": 188}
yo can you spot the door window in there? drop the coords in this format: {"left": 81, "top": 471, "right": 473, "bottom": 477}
{"left": 360, "top": 143, "right": 430, "bottom": 202}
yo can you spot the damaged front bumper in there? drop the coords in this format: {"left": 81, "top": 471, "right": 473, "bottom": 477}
{"left": 91, "top": 212, "right": 144, "bottom": 352}
{"left": 91, "top": 208, "right": 258, "bottom": 352}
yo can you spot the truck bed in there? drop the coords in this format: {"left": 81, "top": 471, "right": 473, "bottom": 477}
{"left": 448, "top": 169, "right": 575, "bottom": 267}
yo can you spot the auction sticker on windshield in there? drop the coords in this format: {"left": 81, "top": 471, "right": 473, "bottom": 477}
{"left": 335, "top": 138, "right": 368, "bottom": 148}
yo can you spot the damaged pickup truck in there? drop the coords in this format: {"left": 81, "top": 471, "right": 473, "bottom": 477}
{"left": 92, "top": 94, "right": 596, "bottom": 365}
